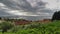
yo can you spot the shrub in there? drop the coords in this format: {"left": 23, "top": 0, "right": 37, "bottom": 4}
{"left": 0, "top": 21, "right": 14, "bottom": 33}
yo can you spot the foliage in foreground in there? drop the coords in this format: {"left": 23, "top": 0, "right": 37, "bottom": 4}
{"left": 0, "top": 20, "right": 60, "bottom": 34}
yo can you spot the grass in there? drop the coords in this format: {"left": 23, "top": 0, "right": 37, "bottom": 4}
{"left": 0, "top": 20, "right": 60, "bottom": 34}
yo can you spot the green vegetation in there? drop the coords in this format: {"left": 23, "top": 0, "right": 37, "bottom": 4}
{"left": 0, "top": 20, "right": 60, "bottom": 34}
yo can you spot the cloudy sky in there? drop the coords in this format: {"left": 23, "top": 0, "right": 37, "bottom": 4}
{"left": 0, "top": 0, "right": 60, "bottom": 20}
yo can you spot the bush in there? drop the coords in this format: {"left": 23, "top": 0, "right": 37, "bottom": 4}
{"left": 0, "top": 21, "right": 14, "bottom": 33}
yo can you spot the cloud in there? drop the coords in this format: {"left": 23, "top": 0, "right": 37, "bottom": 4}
{"left": 0, "top": 0, "right": 59, "bottom": 20}
{"left": 0, "top": 0, "right": 33, "bottom": 10}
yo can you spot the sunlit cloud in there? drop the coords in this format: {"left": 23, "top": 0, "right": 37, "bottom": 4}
{"left": 42, "top": 0, "right": 60, "bottom": 10}
{"left": 0, "top": 3, "right": 5, "bottom": 6}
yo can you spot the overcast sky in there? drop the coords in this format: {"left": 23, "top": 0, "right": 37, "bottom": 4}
{"left": 0, "top": 0, "right": 60, "bottom": 20}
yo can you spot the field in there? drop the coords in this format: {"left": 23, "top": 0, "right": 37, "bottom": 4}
{"left": 0, "top": 20, "right": 60, "bottom": 34}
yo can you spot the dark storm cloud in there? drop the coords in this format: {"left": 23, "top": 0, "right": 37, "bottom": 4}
{"left": 0, "top": 0, "right": 33, "bottom": 11}
{"left": 0, "top": 0, "right": 49, "bottom": 12}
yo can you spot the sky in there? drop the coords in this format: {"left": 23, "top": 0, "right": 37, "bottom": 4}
{"left": 0, "top": 0, "right": 60, "bottom": 20}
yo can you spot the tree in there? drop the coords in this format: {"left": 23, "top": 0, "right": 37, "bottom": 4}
{"left": 51, "top": 11, "right": 60, "bottom": 21}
